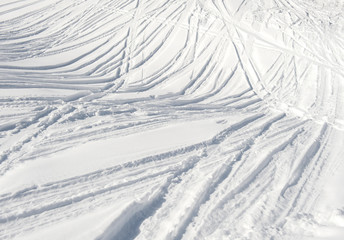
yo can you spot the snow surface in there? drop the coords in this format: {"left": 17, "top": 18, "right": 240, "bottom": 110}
{"left": 0, "top": 0, "right": 344, "bottom": 239}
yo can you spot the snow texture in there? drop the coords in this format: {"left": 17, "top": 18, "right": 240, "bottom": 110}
{"left": 0, "top": 0, "right": 344, "bottom": 239}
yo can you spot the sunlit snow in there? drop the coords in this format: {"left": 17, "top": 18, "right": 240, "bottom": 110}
{"left": 1, "top": 0, "right": 344, "bottom": 239}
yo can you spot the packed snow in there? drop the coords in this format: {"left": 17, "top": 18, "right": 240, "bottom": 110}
{"left": 1, "top": 0, "right": 344, "bottom": 239}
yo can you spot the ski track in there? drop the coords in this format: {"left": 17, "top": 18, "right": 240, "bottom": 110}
{"left": 0, "top": 0, "right": 344, "bottom": 239}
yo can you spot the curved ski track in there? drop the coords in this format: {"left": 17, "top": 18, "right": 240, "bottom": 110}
{"left": 0, "top": 0, "right": 344, "bottom": 239}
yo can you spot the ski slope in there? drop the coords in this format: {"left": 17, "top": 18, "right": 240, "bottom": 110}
{"left": 1, "top": 0, "right": 344, "bottom": 239}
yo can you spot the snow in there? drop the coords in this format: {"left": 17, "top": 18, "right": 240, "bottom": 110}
{"left": 0, "top": 117, "right": 231, "bottom": 193}
{"left": 0, "top": 0, "right": 344, "bottom": 239}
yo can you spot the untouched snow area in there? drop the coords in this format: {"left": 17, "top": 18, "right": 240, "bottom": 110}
{"left": 1, "top": 0, "right": 344, "bottom": 239}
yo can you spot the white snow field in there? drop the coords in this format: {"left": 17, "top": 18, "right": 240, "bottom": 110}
{"left": 1, "top": 0, "right": 344, "bottom": 239}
